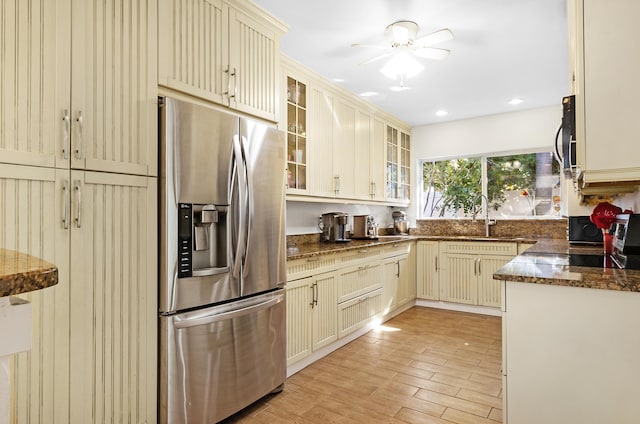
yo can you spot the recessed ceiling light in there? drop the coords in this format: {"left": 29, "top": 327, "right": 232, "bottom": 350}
{"left": 359, "top": 91, "right": 379, "bottom": 97}
{"left": 508, "top": 98, "right": 524, "bottom": 105}
{"left": 389, "top": 86, "right": 410, "bottom": 92}
{"left": 435, "top": 110, "right": 448, "bottom": 117}
{"left": 331, "top": 77, "right": 345, "bottom": 83}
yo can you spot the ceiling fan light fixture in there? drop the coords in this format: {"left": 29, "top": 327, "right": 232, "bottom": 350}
{"left": 380, "top": 51, "right": 424, "bottom": 83}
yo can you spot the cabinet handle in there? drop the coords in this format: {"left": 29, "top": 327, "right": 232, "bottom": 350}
{"left": 74, "top": 180, "right": 82, "bottom": 228}
{"left": 477, "top": 258, "right": 481, "bottom": 275}
{"left": 306, "top": 257, "right": 320, "bottom": 262}
{"left": 434, "top": 256, "right": 438, "bottom": 272}
{"left": 396, "top": 261, "right": 400, "bottom": 278}
{"left": 309, "top": 282, "right": 318, "bottom": 308}
{"left": 231, "top": 67, "right": 237, "bottom": 100}
{"left": 358, "top": 249, "right": 368, "bottom": 253}
{"left": 358, "top": 265, "right": 370, "bottom": 271}
{"left": 474, "top": 259, "right": 478, "bottom": 276}
{"left": 334, "top": 175, "right": 340, "bottom": 196}
{"left": 74, "top": 111, "right": 84, "bottom": 160}
{"left": 224, "top": 66, "right": 237, "bottom": 102}
{"left": 62, "top": 110, "right": 70, "bottom": 159}
{"left": 62, "top": 180, "right": 70, "bottom": 229}
{"left": 370, "top": 181, "right": 375, "bottom": 198}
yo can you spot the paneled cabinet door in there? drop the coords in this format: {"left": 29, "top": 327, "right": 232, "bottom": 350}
{"left": 382, "top": 258, "right": 400, "bottom": 313}
{"left": 71, "top": 0, "right": 158, "bottom": 176}
{"left": 477, "top": 255, "right": 512, "bottom": 307}
{"left": 332, "top": 99, "right": 356, "bottom": 199}
{"left": 0, "top": 165, "right": 70, "bottom": 424}
{"left": 228, "top": 6, "right": 279, "bottom": 121}
{"left": 440, "top": 254, "right": 478, "bottom": 305}
{"left": 308, "top": 86, "right": 335, "bottom": 198}
{"left": 370, "top": 118, "right": 386, "bottom": 200}
{"left": 69, "top": 171, "right": 157, "bottom": 424}
{"left": 355, "top": 111, "right": 372, "bottom": 200}
{"left": 395, "top": 254, "right": 414, "bottom": 307}
{"left": 0, "top": 0, "right": 70, "bottom": 169}
{"left": 417, "top": 241, "right": 440, "bottom": 300}
{"left": 311, "top": 272, "right": 338, "bottom": 351}
{"left": 158, "top": 0, "right": 227, "bottom": 104}
{"left": 285, "top": 277, "right": 313, "bottom": 366}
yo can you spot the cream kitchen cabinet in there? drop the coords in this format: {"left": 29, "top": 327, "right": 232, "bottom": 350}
{"left": 0, "top": 165, "right": 157, "bottom": 424}
{"left": 336, "top": 259, "right": 383, "bottom": 337}
{"left": 285, "top": 271, "right": 338, "bottom": 366}
{"left": 572, "top": 0, "right": 640, "bottom": 188}
{"left": 0, "top": 0, "right": 157, "bottom": 176}
{"left": 416, "top": 241, "right": 440, "bottom": 300}
{"left": 382, "top": 242, "right": 416, "bottom": 314}
{"left": 440, "top": 241, "right": 517, "bottom": 307}
{"left": 280, "top": 57, "right": 409, "bottom": 204}
{"left": 355, "top": 112, "right": 387, "bottom": 201}
{"left": 385, "top": 125, "right": 411, "bottom": 204}
{"left": 158, "top": 0, "right": 286, "bottom": 122}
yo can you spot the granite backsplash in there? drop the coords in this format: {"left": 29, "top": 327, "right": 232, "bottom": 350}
{"left": 413, "top": 218, "right": 567, "bottom": 239}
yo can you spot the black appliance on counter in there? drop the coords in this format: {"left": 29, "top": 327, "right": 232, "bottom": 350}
{"left": 612, "top": 214, "right": 640, "bottom": 268}
{"left": 568, "top": 216, "right": 603, "bottom": 245}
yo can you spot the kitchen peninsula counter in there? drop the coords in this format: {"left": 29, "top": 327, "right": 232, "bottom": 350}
{"left": 493, "top": 239, "right": 640, "bottom": 292}
{"left": 0, "top": 249, "right": 58, "bottom": 297}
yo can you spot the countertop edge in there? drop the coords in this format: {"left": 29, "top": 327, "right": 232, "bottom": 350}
{"left": 0, "top": 249, "right": 60, "bottom": 297}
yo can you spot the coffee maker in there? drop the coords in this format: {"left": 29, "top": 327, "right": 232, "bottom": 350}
{"left": 352, "top": 215, "right": 378, "bottom": 239}
{"left": 320, "top": 212, "right": 350, "bottom": 242}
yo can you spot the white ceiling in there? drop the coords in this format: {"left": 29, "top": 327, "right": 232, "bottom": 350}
{"left": 253, "top": 0, "right": 570, "bottom": 127}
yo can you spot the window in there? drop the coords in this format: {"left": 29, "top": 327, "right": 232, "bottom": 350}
{"left": 420, "top": 152, "right": 561, "bottom": 219}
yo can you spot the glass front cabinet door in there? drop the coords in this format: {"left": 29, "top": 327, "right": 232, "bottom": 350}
{"left": 385, "top": 125, "right": 410, "bottom": 203}
{"left": 286, "top": 77, "right": 307, "bottom": 191}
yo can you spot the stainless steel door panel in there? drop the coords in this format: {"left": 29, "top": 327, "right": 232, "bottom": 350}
{"left": 161, "top": 97, "right": 237, "bottom": 205}
{"left": 239, "top": 119, "right": 286, "bottom": 296}
{"left": 159, "top": 291, "right": 286, "bottom": 424}
{"left": 162, "top": 271, "right": 237, "bottom": 313}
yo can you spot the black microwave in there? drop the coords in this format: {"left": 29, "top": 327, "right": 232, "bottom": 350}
{"left": 554, "top": 95, "right": 577, "bottom": 177}
{"left": 568, "top": 216, "right": 602, "bottom": 245}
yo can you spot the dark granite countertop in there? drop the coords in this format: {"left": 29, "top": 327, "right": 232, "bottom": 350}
{"left": 493, "top": 239, "right": 640, "bottom": 292}
{"left": 286, "top": 235, "right": 537, "bottom": 261}
{"left": 0, "top": 249, "right": 59, "bottom": 297}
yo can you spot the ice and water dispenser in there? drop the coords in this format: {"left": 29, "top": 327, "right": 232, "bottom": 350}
{"left": 177, "top": 203, "right": 229, "bottom": 278}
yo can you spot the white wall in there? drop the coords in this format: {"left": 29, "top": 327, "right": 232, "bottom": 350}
{"left": 286, "top": 201, "right": 407, "bottom": 235}
{"left": 412, "top": 105, "right": 561, "bottom": 160}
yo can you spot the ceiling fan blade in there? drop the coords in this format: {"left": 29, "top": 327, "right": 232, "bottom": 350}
{"left": 413, "top": 47, "right": 450, "bottom": 60}
{"left": 413, "top": 28, "right": 454, "bottom": 47}
{"left": 351, "top": 43, "right": 391, "bottom": 50}
{"left": 359, "top": 51, "right": 394, "bottom": 66}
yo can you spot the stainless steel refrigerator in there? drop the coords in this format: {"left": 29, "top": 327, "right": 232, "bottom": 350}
{"left": 158, "top": 97, "right": 287, "bottom": 424}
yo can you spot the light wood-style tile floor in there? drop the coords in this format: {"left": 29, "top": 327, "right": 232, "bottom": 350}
{"left": 221, "top": 306, "right": 503, "bottom": 424}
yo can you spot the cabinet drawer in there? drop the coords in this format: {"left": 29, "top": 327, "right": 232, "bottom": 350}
{"left": 382, "top": 241, "right": 412, "bottom": 257}
{"left": 286, "top": 254, "right": 338, "bottom": 281}
{"left": 336, "top": 262, "right": 382, "bottom": 303}
{"left": 339, "top": 246, "right": 382, "bottom": 264}
{"left": 337, "top": 288, "right": 382, "bottom": 338}
{"left": 440, "top": 241, "right": 517, "bottom": 256}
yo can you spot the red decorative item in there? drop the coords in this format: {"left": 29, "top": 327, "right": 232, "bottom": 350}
{"left": 590, "top": 202, "right": 622, "bottom": 229}
{"left": 590, "top": 202, "right": 622, "bottom": 255}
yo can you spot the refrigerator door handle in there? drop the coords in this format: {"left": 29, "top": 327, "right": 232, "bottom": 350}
{"left": 173, "top": 295, "right": 283, "bottom": 329}
{"left": 230, "top": 135, "right": 246, "bottom": 279}
{"left": 240, "top": 135, "right": 253, "bottom": 279}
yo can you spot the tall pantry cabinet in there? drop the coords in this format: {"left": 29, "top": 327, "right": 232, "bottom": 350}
{"left": 0, "top": 1, "right": 158, "bottom": 423}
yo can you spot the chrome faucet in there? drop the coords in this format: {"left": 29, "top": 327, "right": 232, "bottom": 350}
{"left": 472, "top": 193, "right": 497, "bottom": 237}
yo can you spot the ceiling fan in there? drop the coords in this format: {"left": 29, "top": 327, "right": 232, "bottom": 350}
{"left": 353, "top": 20, "right": 454, "bottom": 66}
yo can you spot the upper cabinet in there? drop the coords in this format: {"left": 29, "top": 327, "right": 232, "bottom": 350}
{"left": 385, "top": 125, "right": 411, "bottom": 204}
{"left": 158, "top": 0, "right": 286, "bottom": 122}
{"left": 571, "top": 0, "right": 640, "bottom": 188}
{"left": 281, "top": 57, "right": 411, "bottom": 205}
{"left": 0, "top": 0, "right": 157, "bottom": 176}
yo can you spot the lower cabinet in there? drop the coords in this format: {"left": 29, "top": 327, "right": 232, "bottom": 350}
{"left": 416, "top": 241, "right": 440, "bottom": 300}
{"left": 285, "top": 271, "right": 338, "bottom": 366}
{"left": 440, "top": 242, "right": 516, "bottom": 307}
{"left": 285, "top": 241, "right": 415, "bottom": 369}
{"left": 421, "top": 241, "right": 518, "bottom": 308}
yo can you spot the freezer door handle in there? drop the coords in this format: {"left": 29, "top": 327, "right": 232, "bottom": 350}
{"left": 173, "top": 295, "right": 283, "bottom": 329}
{"left": 240, "top": 135, "right": 253, "bottom": 279}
